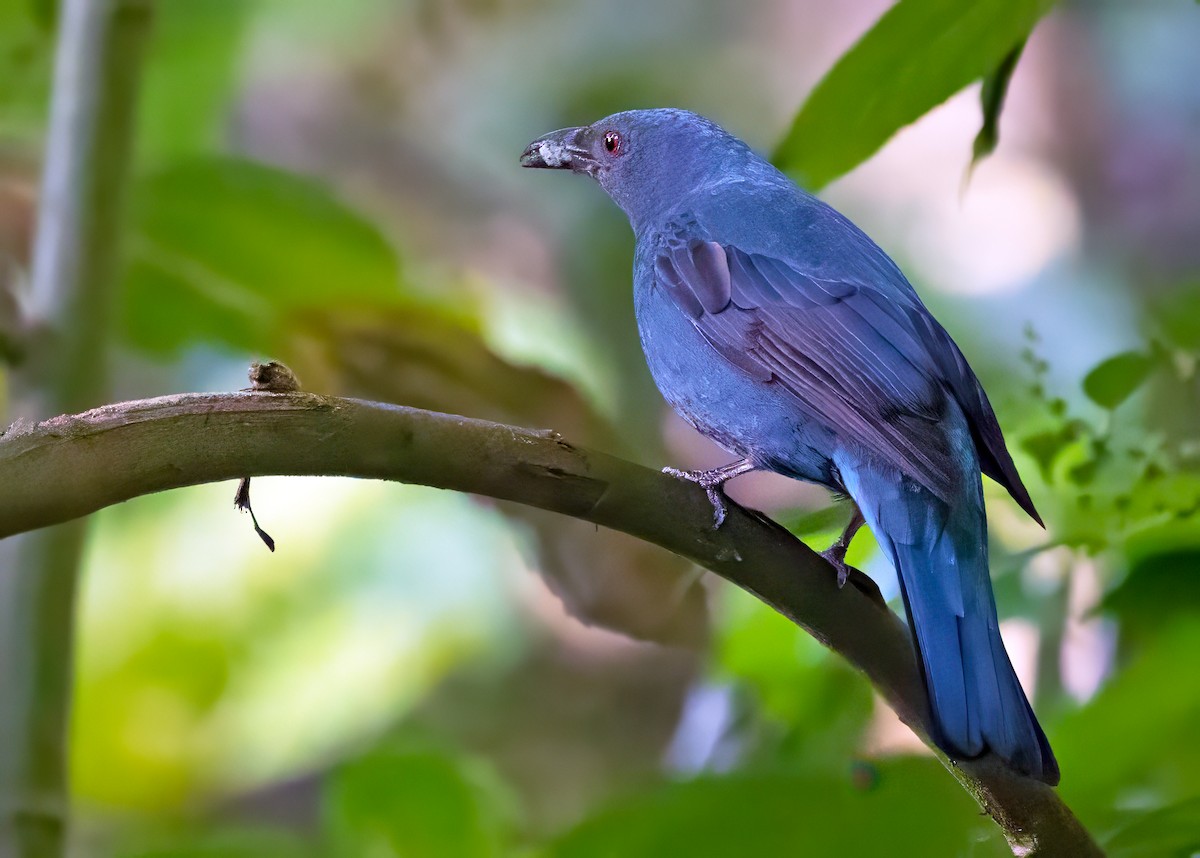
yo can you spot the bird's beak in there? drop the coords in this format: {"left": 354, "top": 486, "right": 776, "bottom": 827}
{"left": 520, "top": 126, "right": 594, "bottom": 173}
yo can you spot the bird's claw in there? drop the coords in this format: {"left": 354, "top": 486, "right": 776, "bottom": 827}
{"left": 821, "top": 505, "right": 864, "bottom": 589}
{"left": 820, "top": 544, "right": 852, "bottom": 589}
{"left": 663, "top": 466, "right": 729, "bottom": 529}
{"left": 705, "top": 487, "right": 727, "bottom": 528}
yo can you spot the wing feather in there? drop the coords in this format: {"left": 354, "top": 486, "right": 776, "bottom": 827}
{"left": 656, "top": 238, "right": 1002, "bottom": 503}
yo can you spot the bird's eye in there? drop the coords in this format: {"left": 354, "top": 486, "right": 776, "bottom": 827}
{"left": 603, "top": 131, "right": 621, "bottom": 155}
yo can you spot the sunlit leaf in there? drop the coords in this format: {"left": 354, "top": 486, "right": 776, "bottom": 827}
{"left": 774, "top": 0, "right": 1056, "bottom": 189}
{"left": 1083, "top": 352, "right": 1156, "bottom": 410}
{"left": 547, "top": 759, "right": 1007, "bottom": 857}
{"left": 72, "top": 624, "right": 236, "bottom": 811}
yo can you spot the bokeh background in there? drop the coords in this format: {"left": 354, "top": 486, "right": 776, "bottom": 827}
{"left": 1, "top": 0, "right": 1199, "bottom": 855}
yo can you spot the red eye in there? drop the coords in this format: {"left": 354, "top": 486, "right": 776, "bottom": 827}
{"left": 603, "top": 131, "right": 621, "bottom": 155}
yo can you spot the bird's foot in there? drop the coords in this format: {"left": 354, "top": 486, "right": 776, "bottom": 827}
{"left": 662, "top": 459, "right": 755, "bottom": 529}
{"left": 820, "top": 543, "right": 852, "bottom": 589}
{"left": 662, "top": 466, "right": 731, "bottom": 527}
{"left": 821, "top": 504, "right": 865, "bottom": 589}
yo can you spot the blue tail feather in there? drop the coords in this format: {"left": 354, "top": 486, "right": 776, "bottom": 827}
{"left": 837, "top": 417, "right": 1059, "bottom": 785}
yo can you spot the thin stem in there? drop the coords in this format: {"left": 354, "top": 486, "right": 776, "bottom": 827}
{"left": 0, "top": 1, "right": 151, "bottom": 855}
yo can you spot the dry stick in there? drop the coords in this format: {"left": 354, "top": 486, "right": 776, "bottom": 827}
{"left": 0, "top": 391, "right": 1104, "bottom": 857}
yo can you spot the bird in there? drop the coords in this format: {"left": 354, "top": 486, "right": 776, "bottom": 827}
{"left": 520, "top": 108, "right": 1059, "bottom": 785}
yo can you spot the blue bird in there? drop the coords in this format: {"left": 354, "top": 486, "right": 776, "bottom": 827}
{"left": 521, "top": 109, "right": 1058, "bottom": 785}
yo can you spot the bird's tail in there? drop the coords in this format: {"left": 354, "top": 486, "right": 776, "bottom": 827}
{"left": 841, "top": 457, "right": 1060, "bottom": 785}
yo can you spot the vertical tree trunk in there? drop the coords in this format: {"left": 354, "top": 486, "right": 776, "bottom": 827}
{"left": 0, "top": 1, "right": 151, "bottom": 854}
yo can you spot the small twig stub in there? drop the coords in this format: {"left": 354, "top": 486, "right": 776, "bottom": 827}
{"left": 232, "top": 360, "right": 300, "bottom": 551}
{"left": 234, "top": 476, "right": 275, "bottom": 552}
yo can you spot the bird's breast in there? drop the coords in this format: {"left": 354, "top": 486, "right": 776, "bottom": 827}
{"left": 633, "top": 266, "right": 837, "bottom": 485}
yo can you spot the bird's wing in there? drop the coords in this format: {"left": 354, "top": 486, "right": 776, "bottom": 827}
{"left": 655, "top": 238, "right": 964, "bottom": 501}
{"left": 899, "top": 306, "right": 1042, "bottom": 523}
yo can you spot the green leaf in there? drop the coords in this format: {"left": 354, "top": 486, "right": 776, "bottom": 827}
{"left": 122, "top": 157, "right": 404, "bottom": 355}
{"left": 115, "top": 827, "right": 313, "bottom": 858}
{"left": 970, "top": 40, "right": 1025, "bottom": 171}
{"left": 324, "top": 745, "right": 514, "bottom": 858}
{"left": 1106, "top": 797, "right": 1200, "bottom": 858}
{"left": 137, "top": 0, "right": 253, "bottom": 162}
{"left": 1100, "top": 550, "right": 1200, "bottom": 651}
{"left": 1067, "top": 439, "right": 1108, "bottom": 487}
{"left": 1082, "top": 351, "right": 1156, "bottom": 410}
{"left": 1054, "top": 620, "right": 1200, "bottom": 830}
{"left": 779, "top": 504, "right": 854, "bottom": 540}
{"left": 1153, "top": 284, "right": 1200, "bottom": 350}
{"left": 547, "top": 759, "right": 1007, "bottom": 858}
{"left": 1021, "top": 424, "right": 1079, "bottom": 483}
{"left": 27, "top": 0, "right": 56, "bottom": 31}
{"left": 715, "top": 587, "right": 872, "bottom": 754}
{"left": 0, "top": 0, "right": 53, "bottom": 134}
{"left": 773, "top": 0, "right": 1056, "bottom": 189}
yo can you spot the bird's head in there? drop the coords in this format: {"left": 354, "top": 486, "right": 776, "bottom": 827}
{"left": 521, "top": 108, "right": 758, "bottom": 228}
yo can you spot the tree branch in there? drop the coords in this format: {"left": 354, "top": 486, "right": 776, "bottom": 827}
{"left": 0, "top": 391, "right": 1104, "bottom": 856}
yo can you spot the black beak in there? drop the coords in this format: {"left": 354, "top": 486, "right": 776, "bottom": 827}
{"left": 520, "top": 126, "right": 593, "bottom": 173}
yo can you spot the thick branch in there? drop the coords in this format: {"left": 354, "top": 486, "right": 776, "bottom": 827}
{"left": 0, "top": 392, "right": 1103, "bottom": 856}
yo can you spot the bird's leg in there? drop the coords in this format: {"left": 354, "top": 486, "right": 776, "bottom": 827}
{"left": 662, "top": 458, "right": 756, "bottom": 528}
{"left": 821, "top": 504, "right": 865, "bottom": 589}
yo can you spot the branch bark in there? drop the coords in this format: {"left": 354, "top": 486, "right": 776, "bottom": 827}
{"left": 0, "top": 391, "right": 1103, "bottom": 856}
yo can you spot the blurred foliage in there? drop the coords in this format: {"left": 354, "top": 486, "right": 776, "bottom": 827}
{"left": 1105, "top": 797, "right": 1200, "bottom": 858}
{"left": 545, "top": 759, "right": 1007, "bottom": 858}
{"left": 324, "top": 744, "right": 516, "bottom": 858}
{"left": 1, "top": 0, "right": 1199, "bottom": 855}
{"left": 1083, "top": 350, "right": 1157, "bottom": 411}
{"left": 135, "top": 0, "right": 252, "bottom": 164}
{"left": 117, "top": 828, "right": 316, "bottom": 858}
{"left": 713, "top": 587, "right": 875, "bottom": 772}
{"left": 0, "top": 0, "right": 53, "bottom": 138}
{"left": 122, "top": 158, "right": 410, "bottom": 356}
{"left": 1101, "top": 550, "right": 1200, "bottom": 652}
{"left": 1054, "top": 619, "right": 1200, "bottom": 834}
{"left": 1015, "top": 323, "right": 1200, "bottom": 556}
